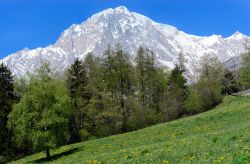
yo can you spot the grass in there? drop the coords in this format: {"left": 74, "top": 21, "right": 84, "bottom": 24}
{"left": 11, "top": 96, "right": 250, "bottom": 164}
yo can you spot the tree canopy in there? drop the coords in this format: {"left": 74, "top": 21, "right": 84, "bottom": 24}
{"left": 8, "top": 65, "right": 70, "bottom": 160}
{"left": 0, "top": 63, "right": 16, "bottom": 161}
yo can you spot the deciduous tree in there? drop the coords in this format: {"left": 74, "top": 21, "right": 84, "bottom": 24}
{"left": 8, "top": 64, "right": 70, "bottom": 160}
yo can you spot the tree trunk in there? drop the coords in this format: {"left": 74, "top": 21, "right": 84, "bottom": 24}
{"left": 45, "top": 148, "right": 51, "bottom": 160}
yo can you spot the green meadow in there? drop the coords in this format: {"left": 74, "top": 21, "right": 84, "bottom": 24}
{"left": 12, "top": 96, "right": 250, "bottom": 164}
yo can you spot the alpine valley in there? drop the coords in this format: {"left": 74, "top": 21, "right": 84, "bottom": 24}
{"left": 1, "top": 6, "right": 249, "bottom": 77}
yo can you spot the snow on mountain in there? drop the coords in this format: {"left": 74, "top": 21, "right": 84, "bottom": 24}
{"left": 1, "top": 6, "right": 249, "bottom": 77}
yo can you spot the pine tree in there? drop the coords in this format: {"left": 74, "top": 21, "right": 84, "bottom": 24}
{"left": 168, "top": 66, "right": 187, "bottom": 91}
{"left": 102, "top": 44, "right": 135, "bottom": 132}
{"left": 66, "top": 58, "right": 87, "bottom": 143}
{"left": 84, "top": 53, "right": 102, "bottom": 101}
{"left": 136, "top": 47, "right": 147, "bottom": 106}
{"left": 67, "top": 58, "right": 87, "bottom": 99}
{"left": 113, "top": 45, "right": 134, "bottom": 132}
{"left": 102, "top": 44, "right": 116, "bottom": 99}
{"left": 164, "top": 65, "right": 187, "bottom": 120}
{"left": 221, "top": 69, "right": 239, "bottom": 95}
{"left": 144, "top": 49, "right": 159, "bottom": 109}
{"left": 0, "top": 63, "right": 16, "bottom": 160}
{"left": 135, "top": 47, "right": 158, "bottom": 109}
{"left": 83, "top": 53, "right": 106, "bottom": 137}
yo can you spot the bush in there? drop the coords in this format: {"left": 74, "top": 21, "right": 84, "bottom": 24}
{"left": 0, "top": 156, "right": 6, "bottom": 164}
{"left": 185, "top": 81, "right": 223, "bottom": 114}
{"left": 95, "top": 111, "right": 122, "bottom": 137}
{"left": 185, "top": 88, "right": 203, "bottom": 114}
{"left": 78, "top": 129, "right": 91, "bottom": 141}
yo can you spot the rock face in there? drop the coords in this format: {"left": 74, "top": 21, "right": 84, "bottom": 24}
{"left": 1, "top": 6, "right": 249, "bottom": 77}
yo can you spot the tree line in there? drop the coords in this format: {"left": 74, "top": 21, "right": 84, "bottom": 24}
{"left": 1, "top": 45, "right": 250, "bottom": 162}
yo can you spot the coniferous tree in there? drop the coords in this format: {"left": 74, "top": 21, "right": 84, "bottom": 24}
{"left": 162, "top": 53, "right": 187, "bottom": 119}
{"left": 82, "top": 53, "right": 108, "bottom": 138}
{"left": 113, "top": 45, "right": 135, "bottom": 132}
{"left": 102, "top": 44, "right": 117, "bottom": 100}
{"left": 102, "top": 44, "right": 135, "bottom": 132}
{"left": 66, "top": 58, "right": 87, "bottom": 143}
{"left": 84, "top": 53, "right": 102, "bottom": 101}
{"left": 144, "top": 49, "right": 160, "bottom": 110}
{"left": 221, "top": 69, "right": 239, "bottom": 95}
{"left": 0, "top": 63, "right": 16, "bottom": 161}
{"left": 135, "top": 47, "right": 147, "bottom": 106}
{"left": 164, "top": 65, "right": 187, "bottom": 120}
{"left": 135, "top": 47, "right": 159, "bottom": 109}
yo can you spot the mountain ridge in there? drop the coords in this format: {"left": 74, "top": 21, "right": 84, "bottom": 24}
{"left": 1, "top": 6, "right": 249, "bottom": 77}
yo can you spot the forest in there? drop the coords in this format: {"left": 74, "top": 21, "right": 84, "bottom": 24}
{"left": 0, "top": 44, "right": 250, "bottom": 162}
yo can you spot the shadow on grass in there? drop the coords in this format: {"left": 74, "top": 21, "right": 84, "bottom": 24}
{"left": 32, "top": 147, "right": 83, "bottom": 163}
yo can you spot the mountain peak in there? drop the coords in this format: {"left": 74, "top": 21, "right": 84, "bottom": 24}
{"left": 227, "top": 31, "right": 246, "bottom": 40}
{"left": 114, "top": 6, "right": 129, "bottom": 12}
{"left": 233, "top": 31, "right": 242, "bottom": 35}
{"left": 86, "top": 6, "right": 132, "bottom": 24}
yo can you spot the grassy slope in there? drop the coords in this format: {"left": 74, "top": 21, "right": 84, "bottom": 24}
{"left": 12, "top": 96, "right": 250, "bottom": 164}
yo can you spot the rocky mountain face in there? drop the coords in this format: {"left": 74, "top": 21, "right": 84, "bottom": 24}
{"left": 1, "top": 6, "right": 249, "bottom": 77}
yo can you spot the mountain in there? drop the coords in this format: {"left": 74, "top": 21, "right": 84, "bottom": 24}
{"left": 1, "top": 6, "right": 249, "bottom": 77}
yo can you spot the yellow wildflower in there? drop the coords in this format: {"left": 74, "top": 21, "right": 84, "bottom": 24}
{"left": 162, "top": 160, "right": 169, "bottom": 164}
{"left": 87, "top": 159, "right": 100, "bottom": 164}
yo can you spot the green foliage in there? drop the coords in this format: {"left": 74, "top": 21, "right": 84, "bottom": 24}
{"left": 168, "top": 65, "right": 187, "bottom": 91}
{"left": 66, "top": 58, "right": 87, "bottom": 98}
{"left": 0, "top": 63, "right": 16, "bottom": 160}
{"left": 14, "top": 77, "right": 27, "bottom": 97}
{"left": 163, "top": 65, "right": 187, "bottom": 120}
{"left": 185, "top": 54, "right": 224, "bottom": 114}
{"left": 8, "top": 64, "right": 70, "bottom": 159}
{"left": 184, "top": 87, "right": 203, "bottom": 114}
{"left": 135, "top": 47, "right": 158, "bottom": 108}
{"left": 198, "top": 54, "right": 224, "bottom": 82}
{"left": 101, "top": 44, "right": 135, "bottom": 132}
{"left": 78, "top": 129, "right": 91, "bottom": 141}
{"left": 221, "top": 69, "right": 239, "bottom": 95}
{"left": 84, "top": 94, "right": 122, "bottom": 137}
{"left": 66, "top": 58, "right": 88, "bottom": 143}
{"left": 240, "top": 51, "right": 250, "bottom": 89}
{"left": 192, "top": 80, "right": 222, "bottom": 112}
{"left": 13, "top": 96, "right": 250, "bottom": 164}
{"left": 79, "top": 46, "right": 168, "bottom": 138}
{"left": 84, "top": 53, "right": 103, "bottom": 100}
{"left": 6, "top": 46, "right": 235, "bottom": 162}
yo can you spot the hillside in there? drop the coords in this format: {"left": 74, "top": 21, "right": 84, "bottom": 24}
{"left": 12, "top": 96, "right": 250, "bottom": 164}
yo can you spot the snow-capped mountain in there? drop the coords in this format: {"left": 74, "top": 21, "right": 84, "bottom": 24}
{"left": 1, "top": 6, "right": 249, "bottom": 77}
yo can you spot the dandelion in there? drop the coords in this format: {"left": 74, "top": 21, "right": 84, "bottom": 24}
{"left": 219, "top": 157, "right": 225, "bottom": 160}
{"left": 87, "top": 159, "right": 100, "bottom": 164}
{"left": 162, "top": 160, "right": 169, "bottom": 164}
{"left": 213, "top": 156, "right": 225, "bottom": 163}
{"left": 243, "top": 146, "right": 250, "bottom": 152}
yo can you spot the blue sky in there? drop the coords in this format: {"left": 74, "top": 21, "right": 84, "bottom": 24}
{"left": 0, "top": 0, "right": 250, "bottom": 59}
